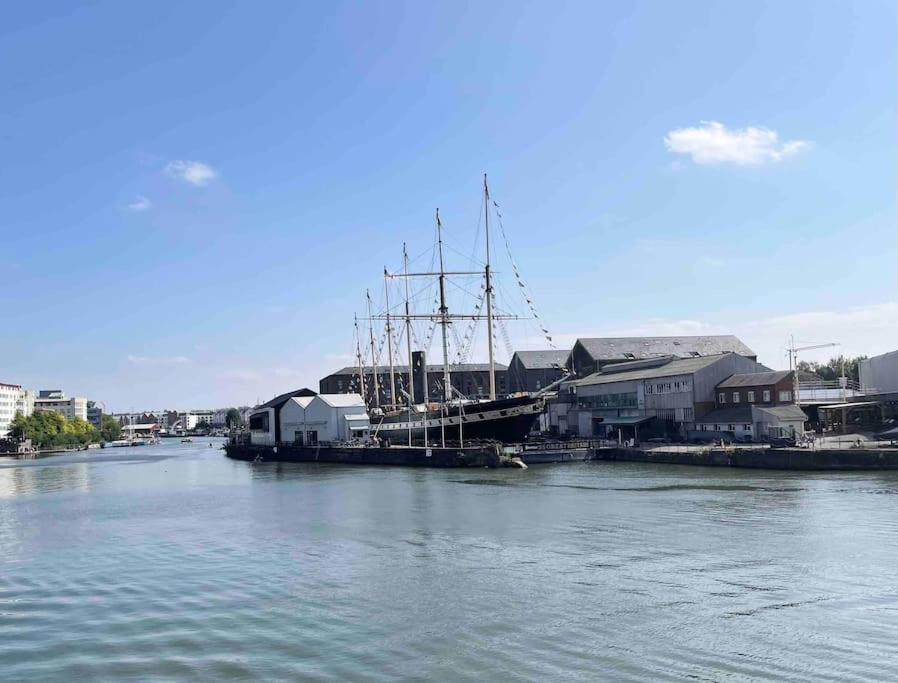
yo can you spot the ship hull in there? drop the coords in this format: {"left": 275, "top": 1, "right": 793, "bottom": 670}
{"left": 370, "top": 395, "right": 543, "bottom": 444}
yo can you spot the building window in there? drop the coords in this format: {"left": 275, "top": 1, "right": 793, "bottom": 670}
{"left": 779, "top": 390, "right": 792, "bottom": 402}
{"left": 728, "top": 424, "right": 735, "bottom": 432}
{"left": 733, "top": 391, "right": 740, "bottom": 403}
{"left": 719, "top": 392, "right": 726, "bottom": 404}
{"left": 763, "top": 390, "right": 771, "bottom": 402}
{"left": 743, "top": 424, "right": 752, "bottom": 431}
{"left": 747, "top": 391, "right": 755, "bottom": 403}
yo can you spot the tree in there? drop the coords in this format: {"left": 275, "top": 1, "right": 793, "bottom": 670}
{"left": 100, "top": 414, "right": 122, "bottom": 442}
{"left": 225, "top": 407, "right": 243, "bottom": 428}
{"left": 8, "top": 411, "right": 99, "bottom": 448}
{"left": 797, "top": 355, "right": 867, "bottom": 383}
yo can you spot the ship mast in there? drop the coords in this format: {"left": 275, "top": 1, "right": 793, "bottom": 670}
{"left": 366, "top": 289, "right": 380, "bottom": 409}
{"left": 483, "top": 174, "right": 497, "bottom": 401}
{"left": 383, "top": 267, "right": 397, "bottom": 408}
{"left": 354, "top": 314, "right": 367, "bottom": 404}
{"left": 436, "top": 209, "right": 450, "bottom": 448}
{"left": 402, "top": 243, "right": 415, "bottom": 406}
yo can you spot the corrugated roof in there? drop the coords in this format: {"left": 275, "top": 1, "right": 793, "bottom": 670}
{"left": 718, "top": 371, "right": 791, "bottom": 388}
{"left": 575, "top": 354, "right": 725, "bottom": 386}
{"left": 512, "top": 350, "right": 570, "bottom": 369}
{"left": 575, "top": 335, "right": 756, "bottom": 361}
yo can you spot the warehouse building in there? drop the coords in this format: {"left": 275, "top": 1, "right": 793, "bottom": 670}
{"left": 552, "top": 352, "right": 768, "bottom": 440}
{"left": 568, "top": 335, "right": 757, "bottom": 378}
{"left": 248, "top": 388, "right": 368, "bottom": 447}
{"left": 506, "top": 350, "right": 571, "bottom": 393}
{"left": 319, "top": 362, "right": 509, "bottom": 404}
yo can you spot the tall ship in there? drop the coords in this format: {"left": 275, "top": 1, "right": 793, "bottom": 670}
{"left": 353, "top": 175, "right": 564, "bottom": 446}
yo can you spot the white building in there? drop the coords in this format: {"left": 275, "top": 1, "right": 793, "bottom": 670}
{"left": 34, "top": 390, "right": 88, "bottom": 422}
{"left": 0, "top": 383, "right": 34, "bottom": 437}
{"left": 248, "top": 389, "right": 369, "bottom": 447}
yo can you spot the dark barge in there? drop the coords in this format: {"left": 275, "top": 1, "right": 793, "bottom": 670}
{"left": 225, "top": 439, "right": 504, "bottom": 468}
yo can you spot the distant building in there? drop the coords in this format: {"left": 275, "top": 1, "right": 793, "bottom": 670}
{"left": 86, "top": 401, "right": 103, "bottom": 429}
{"left": 319, "top": 363, "right": 509, "bottom": 404}
{"left": 506, "top": 350, "right": 570, "bottom": 393}
{"left": 568, "top": 335, "right": 757, "bottom": 378}
{"left": 34, "top": 390, "right": 87, "bottom": 422}
{"left": 0, "top": 382, "right": 34, "bottom": 437}
{"left": 551, "top": 353, "right": 767, "bottom": 439}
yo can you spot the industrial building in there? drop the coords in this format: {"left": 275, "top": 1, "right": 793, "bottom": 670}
{"left": 693, "top": 405, "right": 807, "bottom": 441}
{"left": 506, "top": 350, "right": 570, "bottom": 393}
{"left": 549, "top": 352, "right": 768, "bottom": 440}
{"left": 248, "top": 388, "right": 368, "bottom": 446}
{"left": 319, "top": 362, "right": 509, "bottom": 404}
{"left": 568, "top": 335, "right": 757, "bottom": 377}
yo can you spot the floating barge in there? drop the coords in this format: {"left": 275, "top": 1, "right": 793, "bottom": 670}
{"left": 225, "top": 440, "right": 504, "bottom": 468}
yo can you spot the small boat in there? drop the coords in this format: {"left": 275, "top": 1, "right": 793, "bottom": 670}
{"left": 181, "top": 437, "right": 193, "bottom": 443}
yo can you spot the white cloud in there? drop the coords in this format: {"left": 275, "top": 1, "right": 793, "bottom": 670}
{"left": 127, "top": 354, "right": 192, "bottom": 365}
{"left": 664, "top": 121, "right": 810, "bottom": 166}
{"left": 547, "top": 302, "right": 898, "bottom": 370}
{"left": 127, "top": 195, "right": 151, "bottom": 212}
{"left": 164, "top": 160, "right": 218, "bottom": 186}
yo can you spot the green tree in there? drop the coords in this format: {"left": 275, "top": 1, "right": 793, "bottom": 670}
{"left": 8, "top": 411, "right": 99, "bottom": 448}
{"left": 225, "top": 408, "right": 243, "bottom": 428}
{"left": 797, "top": 355, "right": 867, "bottom": 383}
{"left": 100, "top": 414, "right": 122, "bottom": 442}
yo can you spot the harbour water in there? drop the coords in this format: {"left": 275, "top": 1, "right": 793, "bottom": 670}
{"left": 2, "top": 440, "right": 898, "bottom": 681}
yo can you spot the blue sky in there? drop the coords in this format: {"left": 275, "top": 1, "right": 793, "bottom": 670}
{"left": 2, "top": 1, "right": 895, "bottom": 410}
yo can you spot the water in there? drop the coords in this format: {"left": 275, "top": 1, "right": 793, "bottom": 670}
{"left": 2, "top": 440, "right": 898, "bottom": 681}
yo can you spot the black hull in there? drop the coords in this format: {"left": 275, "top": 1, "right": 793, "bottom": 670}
{"left": 225, "top": 443, "right": 501, "bottom": 468}
{"left": 371, "top": 396, "right": 543, "bottom": 444}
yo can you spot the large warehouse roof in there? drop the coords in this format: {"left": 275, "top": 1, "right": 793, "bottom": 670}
{"left": 574, "top": 335, "right": 756, "bottom": 361}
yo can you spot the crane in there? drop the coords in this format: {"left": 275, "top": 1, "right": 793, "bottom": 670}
{"left": 787, "top": 336, "right": 840, "bottom": 407}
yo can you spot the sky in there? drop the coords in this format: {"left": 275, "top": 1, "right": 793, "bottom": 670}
{"left": 2, "top": 1, "right": 895, "bottom": 411}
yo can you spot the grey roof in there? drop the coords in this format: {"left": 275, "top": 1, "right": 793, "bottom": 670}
{"left": 256, "top": 388, "right": 317, "bottom": 410}
{"left": 755, "top": 405, "right": 808, "bottom": 421}
{"left": 694, "top": 407, "right": 753, "bottom": 423}
{"left": 575, "top": 335, "right": 756, "bottom": 361}
{"left": 327, "top": 363, "right": 508, "bottom": 377}
{"left": 511, "top": 350, "right": 570, "bottom": 369}
{"left": 575, "top": 354, "right": 726, "bottom": 386}
{"left": 718, "top": 371, "right": 791, "bottom": 388}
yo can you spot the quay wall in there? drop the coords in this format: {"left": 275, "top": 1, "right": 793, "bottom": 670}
{"left": 591, "top": 447, "right": 898, "bottom": 471}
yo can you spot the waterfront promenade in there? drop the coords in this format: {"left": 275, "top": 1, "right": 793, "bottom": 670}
{"left": 2, "top": 439, "right": 898, "bottom": 680}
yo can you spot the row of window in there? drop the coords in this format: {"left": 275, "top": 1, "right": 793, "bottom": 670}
{"left": 645, "top": 380, "right": 691, "bottom": 395}
{"left": 719, "top": 390, "right": 791, "bottom": 404}
{"left": 699, "top": 424, "right": 752, "bottom": 432}
{"left": 578, "top": 392, "right": 638, "bottom": 410}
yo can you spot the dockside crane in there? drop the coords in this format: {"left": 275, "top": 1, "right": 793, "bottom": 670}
{"left": 787, "top": 337, "right": 840, "bottom": 407}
